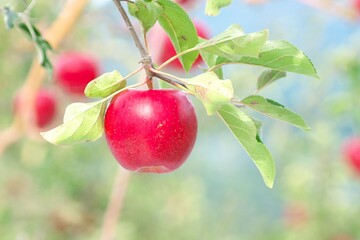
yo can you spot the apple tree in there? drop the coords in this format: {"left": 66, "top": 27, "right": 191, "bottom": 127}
{"left": 5, "top": 0, "right": 318, "bottom": 189}
{"left": 0, "top": 0, "right": 323, "bottom": 238}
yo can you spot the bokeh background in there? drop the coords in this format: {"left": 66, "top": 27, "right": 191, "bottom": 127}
{"left": 1, "top": 0, "right": 360, "bottom": 239}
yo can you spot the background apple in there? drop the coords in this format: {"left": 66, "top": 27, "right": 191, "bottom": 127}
{"left": 343, "top": 137, "right": 360, "bottom": 174}
{"left": 104, "top": 89, "right": 197, "bottom": 173}
{"left": 354, "top": 0, "right": 360, "bottom": 14}
{"left": 157, "top": 20, "right": 210, "bottom": 70}
{"left": 54, "top": 52, "right": 99, "bottom": 95}
{"left": 175, "top": 0, "right": 195, "bottom": 8}
{"left": 14, "top": 89, "right": 57, "bottom": 128}
{"left": 2, "top": 1, "right": 360, "bottom": 239}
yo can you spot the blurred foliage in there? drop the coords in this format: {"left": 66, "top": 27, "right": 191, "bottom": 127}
{"left": 0, "top": 1, "right": 360, "bottom": 240}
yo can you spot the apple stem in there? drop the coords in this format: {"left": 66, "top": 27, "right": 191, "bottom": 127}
{"left": 146, "top": 78, "right": 154, "bottom": 90}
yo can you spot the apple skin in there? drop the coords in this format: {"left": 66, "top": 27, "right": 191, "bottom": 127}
{"left": 343, "top": 137, "right": 360, "bottom": 174}
{"left": 176, "top": 0, "right": 194, "bottom": 8}
{"left": 158, "top": 21, "right": 210, "bottom": 70}
{"left": 14, "top": 89, "right": 57, "bottom": 128}
{"left": 354, "top": 0, "right": 360, "bottom": 13}
{"left": 104, "top": 89, "right": 198, "bottom": 173}
{"left": 177, "top": 0, "right": 188, "bottom": 4}
{"left": 54, "top": 52, "right": 99, "bottom": 95}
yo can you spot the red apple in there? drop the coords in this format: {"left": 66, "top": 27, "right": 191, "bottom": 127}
{"left": 175, "top": 0, "right": 195, "bottom": 8}
{"left": 343, "top": 137, "right": 360, "bottom": 174}
{"left": 54, "top": 52, "right": 99, "bottom": 95}
{"left": 14, "top": 89, "right": 57, "bottom": 128}
{"left": 104, "top": 89, "right": 197, "bottom": 173}
{"left": 354, "top": 0, "right": 360, "bottom": 14}
{"left": 158, "top": 21, "right": 210, "bottom": 70}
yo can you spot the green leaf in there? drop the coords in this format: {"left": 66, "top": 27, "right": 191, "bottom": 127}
{"left": 3, "top": 7, "right": 18, "bottom": 29}
{"left": 157, "top": 0, "right": 199, "bottom": 72}
{"left": 217, "top": 40, "right": 319, "bottom": 78}
{"left": 241, "top": 95, "right": 310, "bottom": 131}
{"left": 18, "top": 22, "right": 53, "bottom": 71}
{"left": 218, "top": 103, "right": 275, "bottom": 188}
{"left": 85, "top": 70, "right": 127, "bottom": 98}
{"left": 18, "top": 22, "right": 41, "bottom": 38}
{"left": 1, "top": 8, "right": 53, "bottom": 71}
{"left": 200, "top": 50, "right": 224, "bottom": 79}
{"left": 182, "top": 72, "right": 234, "bottom": 115}
{"left": 197, "top": 25, "right": 269, "bottom": 60}
{"left": 41, "top": 101, "right": 107, "bottom": 145}
{"left": 199, "top": 37, "right": 223, "bottom": 79}
{"left": 257, "top": 69, "right": 286, "bottom": 91}
{"left": 205, "top": 0, "right": 232, "bottom": 16}
{"left": 128, "top": 0, "right": 163, "bottom": 33}
{"left": 250, "top": 117, "right": 263, "bottom": 136}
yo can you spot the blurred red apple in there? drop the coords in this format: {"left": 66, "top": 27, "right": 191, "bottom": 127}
{"left": 14, "top": 89, "right": 57, "bottom": 128}
{"left": 175, "top": 0, "right": 195, "bottom": 8}
{"left": 104, "top": 89, "right": 197, "bottom": 173}
{"left": 54, "top": 52, "right": 99, "bottom": 95}
{"left": 354, "top": 0, "right": 360, "bottom": 14}
{"left": 158, "top": 21, "right": 210, "bottom": 70}
{"left": 343, "top": 137, "right": 360, "bottom": 174}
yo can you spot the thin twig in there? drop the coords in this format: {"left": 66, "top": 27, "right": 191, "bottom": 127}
{"left": 112, "top": 0, "right": 155, "bottom": 86}
{"left": 121, "top": 66, "right": 144, "bottom": 82}
{"left": 100, "top": 168, "right": 131, "bottom": 240}
{"left": 157, "top": 47, "right": 197, "bottom": 70}
{"left": 112, "top": 0, "right": 148, "bottom": 59}
{"left": 154, "top": 73, "right": 188, "bottom": 90}
{"left": 150, "top": 68, "right": 184, "bottom": 82}
{"left": 150, "top": 68, "right": 188, "bottom": 89}
{"left": 23, "top": 0, "right": 37, "bottom": 16}
{"left": 231, "top": 101, "right": 246, "bottom": 108}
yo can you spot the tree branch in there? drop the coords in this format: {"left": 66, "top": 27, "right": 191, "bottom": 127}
{"left": 100, "top": 168, "right": 131, "bottom": 240}
{"left": 0, "top": 123, "right": 22, "bottom": 156}
{"left": 154, "top": 73, "right": 188, "bottom": 89}
{"left": 112, "top": 0, "right": 154, "bottom": 87}
{"left": 112, "top": 0, "right": 149, "bottom": 59}
{"left": 0, "top": 0, "right": 90, "bottom": 156}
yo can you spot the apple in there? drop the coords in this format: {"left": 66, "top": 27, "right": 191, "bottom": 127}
{"left": 14, "top": 89, "right": 57, "bottom": 128}
{"left": 54, "top": 52, "right": 99, "bottom": 95}
{"left": 175, "top": 0, "right": 194, "bottom": 8}
{"left": 158, "top": 21, "right": 210, "bottom": 70}
{"left": 343, "top": 137, "right": 360, "bottom": 174}
{"left": 104, "top": 89, "right": 197, "bottom": 173}
{"left": 354, "top": 0, "right": 360, "bottom": 14}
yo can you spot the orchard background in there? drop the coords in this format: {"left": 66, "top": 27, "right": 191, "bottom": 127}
{"left": 1, "top": 0, "right": 360, "bottom": 239}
